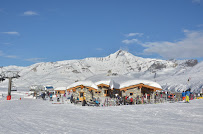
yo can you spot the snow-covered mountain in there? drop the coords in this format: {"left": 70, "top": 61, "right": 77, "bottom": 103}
{"left": 0, "top": 50, "right": 202, "bottom": 93}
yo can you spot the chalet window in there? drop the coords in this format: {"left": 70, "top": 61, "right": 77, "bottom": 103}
{"left": 80, "top": 92, "right": 84, "bottom": 97}
{"left": 130, "top": 93, "right": 133, "bottom": 96}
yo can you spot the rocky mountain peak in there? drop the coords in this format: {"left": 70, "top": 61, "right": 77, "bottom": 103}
{"left": 109, "top": 49, "right": 134, "bottom": 59}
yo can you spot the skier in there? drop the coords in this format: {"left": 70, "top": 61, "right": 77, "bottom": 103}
{"left": 190, "top": 93, "right": 194, "bottom": 100}
{"left": 185, "top": 89, "right": 191, "bottom": 103}
{"left": 119, "top": 97, "right": 123, "bottom": 105}
{"left": 174, "top": 94, "right": 176, "bottom": 102}
{"left": 70, "top": 94, "right": 73, "bottom": 103}
{"left": 82, "top": 98, "right": 86, "bottom": 106}
{"left": 182, "top": 91, "right": 186, "bottom": 101}
{"left": 136, "top": 96, "right": 139, "bottom": 104}
{"left": 154, "top": 93, "right": 157, "bottom": 103}
{"left": 42, "top": 92, "right": 46, "bottom": 100}
{"left": 50, "top": 93, "right": 53, "bottom": 101}
{"left": 147, "top": 94, "right": 150, "bottom": 103}
{"left": 130, "top": 97, "right": 133, "bottom": 105}
{"left": 57, "top": 94, "right": 60, "bottom": 102}
{"left": 123, "top": 96, "right": 126, "bottom": 105}
{"left": 95, "top": 100, "right": 99, "bottom": 106}
{"left": 141, "top": 95, "right": 144, "bottom": 104}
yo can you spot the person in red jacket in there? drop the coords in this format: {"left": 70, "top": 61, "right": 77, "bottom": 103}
{"left": 130, "top": 97, "right": 133, "bottom": 105}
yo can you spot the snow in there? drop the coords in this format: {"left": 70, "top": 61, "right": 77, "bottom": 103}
{"left": 95, "top": 80, "right": 111, "bottom": 86}
{"left": 119, "top": 80, "right": 162, "bottom": 89}
{"left": 86, "top": 74, "right": 162, "bottom": 89}
{"left": 54, "top": 87, "right": 67, "bottom": 91}
{"left": 67, "top": 80, "right": 98, "bottom": 90}
{"left": 86, "top": 74, "right": 133, "bottom": 83}
{"left": 0, "top": 50, "right": 203, "bottom": 93}
{"left": 0, "top": 92, "right": 202, "bottom": 134}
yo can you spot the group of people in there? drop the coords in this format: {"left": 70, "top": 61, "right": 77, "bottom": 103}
{"left": 125, "top": 96, "right": 134, "bottom": 105}
{"left": 182, "top": 89, "right": 191, "bottom": 103}
{"left": 56, "top": 93, "right": 66, "bottom": 102}
{"left": 40, "top": 92, "right": 68, "bottom": 102}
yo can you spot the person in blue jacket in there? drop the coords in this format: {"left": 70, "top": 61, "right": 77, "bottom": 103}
{"left": 185, "top": 89, "right": 191, "bottom": 103}
{"left": 49, "top": 93, "right": 53, "bottom": 101}
{"left": 182, "top": 91, "right": 186, "bottom": 101}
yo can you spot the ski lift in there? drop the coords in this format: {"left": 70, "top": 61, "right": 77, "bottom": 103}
{"left": 0, "top": 77, "right": 5, "bottom": 82}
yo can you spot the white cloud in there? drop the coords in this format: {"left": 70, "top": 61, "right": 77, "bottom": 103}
{"left": 125, "top": 33, "right": 143, "bottom": 37}
{"left": 192, "top": 0, "right": 201, "bottom": 3}
{"left": 25, "top": 58, "right": 46, "bottom": 63}
{"left": 197, "top": 24, "right": 203, "bottom": 27}
{"left": 141, "top": 30, "right": 203, "bottom": 59}
{"left": 1, "top": 31, "right": 20, "bottom": 36}
{"left": 0, "top": 50, "right": 18, "bottom": 59}
{"left": 4, "top": 55, "right": 18, "bottom": 59}
{"left": 23, "top": 11, "right": 38, "bottom": 16}
{"left": 0, "top": 50, "right": 3, "bottom": 56}
{"left": 2, "top": 43, "right": 12, "bottom": 46}
{"left": 96, "top": 48, "right": 103, "bottom": 51}
{"left": 122, "top": 39, "right": 140, "bottom": 44}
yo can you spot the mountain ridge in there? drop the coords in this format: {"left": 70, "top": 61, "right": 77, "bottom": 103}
{"left": 0, "top": 50, "right": 202, "bottom": 93}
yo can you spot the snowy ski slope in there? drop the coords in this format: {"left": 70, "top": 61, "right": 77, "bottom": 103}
{"left": 0, "top": 95, "right": 202, "bottom": 134}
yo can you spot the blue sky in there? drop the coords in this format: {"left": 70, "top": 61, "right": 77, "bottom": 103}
{"left": 0, "top": 0, "right": 203, "bottom": 66}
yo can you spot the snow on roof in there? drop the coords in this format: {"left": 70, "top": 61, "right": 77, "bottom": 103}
{"left": 54, "top": 87, "right": 67, "bottom": 91}
{"left": 67, "top": 74, "right": 162, "bottom": 90}
{"left": 67, "top": 80, "right": 98, "bottom": 90}
{"left": 85, "top": 74, "right": 162, "bottom": 89}
{"left": 95, "top": 80, "right": 111, "bottom": 86}
{"left": 45, "top": 85, "right": 53, "bottom": 88}
{"left": 119, "top": 80, "right": 162, "bottom": 89}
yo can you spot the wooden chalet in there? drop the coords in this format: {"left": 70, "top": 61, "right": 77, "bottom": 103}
{"left": 66, "top": 81, "right": 98, "bottom": 101}
{"left": 54, "top": 87, "right": 66, "bottom": 95}
{"left": 66, "top": 75, "right": 162, "bottom": 103}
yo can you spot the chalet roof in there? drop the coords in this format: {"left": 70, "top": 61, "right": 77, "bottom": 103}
{"left": 54, "top": 87, "right": 67, "bottom": 91}
{"left": 67, "top": 80, "right": 98, "bottom": 90}
{"left": 86, "top": 74, "right": 132, "bottom": 89}
{"left": 85, "top": 74, "right": 162, "bottom": 90}
{"left": 67, "top": 74, "right": 162, "bottom": 90}
{"left": 119, "top": 80, "right": 162, "bottom": 90}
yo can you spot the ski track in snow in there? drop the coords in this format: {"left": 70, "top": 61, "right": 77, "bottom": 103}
{"left": 0, "top": 95, "right": 202, "bottom": 134}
